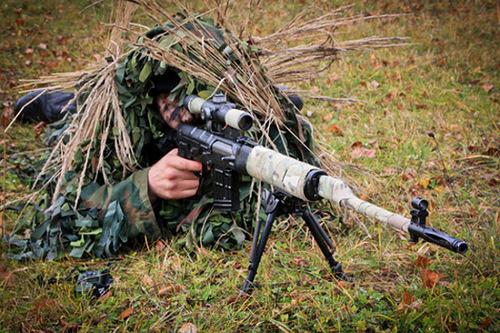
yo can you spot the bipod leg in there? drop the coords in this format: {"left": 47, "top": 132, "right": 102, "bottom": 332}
{"left": 240, "top": 200, "right": 280, "bottom": 295}
{"left": 301, "top": 208, "right": 350, "bottom": 281}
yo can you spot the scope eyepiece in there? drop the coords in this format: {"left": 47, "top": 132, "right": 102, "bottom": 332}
{"left": 411, "top": 197, "right": 428, "bottom": 211}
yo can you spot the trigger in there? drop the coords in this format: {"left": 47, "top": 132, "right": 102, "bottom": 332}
{"left": 193, "top": 165, "right": 207, "bottom": 178}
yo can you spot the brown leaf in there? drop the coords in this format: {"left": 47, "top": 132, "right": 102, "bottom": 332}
{"left": 412, "top": 255, "right": 429, "bottom": 268}
{"left": 142, "top": 274, "right": 153, "bottom": 287}
{"left": 293, "top": 258, "right": 309, "bottom": 267}
{"left": 1, "top": 113, "right": 11, "bottom": 126}
{"left": 480, "top": 84, "right": 493, "bottom": 92}
{"left": 58, "top": 318, "right": 79, "bottom": 332}
{"left": 398, "top": 291, "right": 423, "bottom": 312}
{"left": 402, "top": 291, "right": 413, "bottom": 305}
{"left": 421, "top": 268, "right": 445, "bottom": 288}
{"left": 485, "top": 147, "right": 500, "bottom": 157}
{"left": 383, "top": 167, "right": 396, "bottom": 175}
{"left": 179, "top": 322, "right": 198, "bottom": 333}
{"left": 227, "top": 295, "right": 239, "bottom": 304}
{"left": 158, "top": 282, "right": 181, "bottom": 296}
{"left": 368, "top": 80, "right": 380, "bottom": 90}
{"left": 479, "top": 318, "right": 493, "bottom": 331}
{"left": 351, "top": 141, "right": 363, "bottom": 149}
{"left": 38, "top": 49, "right": 50, "bottom": 58}
{"left": 322, "top": 113, "right": 333, "bottom": 122}
{"left": 1, "top": 271, "right": 17, "bottom": 287}
{"left": 397, "top": 291, "right": 414, "bottom": 311}
{"left": 351, "top": 147, "right": 376, "bottom": 159}
{"left": 155, "top": 240, "right": 166, "bottom": 251}
{"left": 328, "top": 124, "right": 342, "bottom": 135}
{"left": 118, "top": 307, "right": 133, "bottom": 320}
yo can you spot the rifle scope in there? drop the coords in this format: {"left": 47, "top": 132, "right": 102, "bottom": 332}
{"left": 184, "top": 94, "right": 253, "bottom": 131}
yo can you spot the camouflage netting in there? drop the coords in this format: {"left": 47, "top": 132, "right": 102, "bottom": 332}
{"left": 5, "top": 0, "right": 408, "bottom": 259}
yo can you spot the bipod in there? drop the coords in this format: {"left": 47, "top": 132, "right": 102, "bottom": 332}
{"left": 240, "top": 190, "right": 349, "bottom": 295}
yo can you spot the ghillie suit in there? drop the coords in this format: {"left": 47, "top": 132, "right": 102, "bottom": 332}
{"left": 5, "top": 1, "right": 407, "bottom": 259}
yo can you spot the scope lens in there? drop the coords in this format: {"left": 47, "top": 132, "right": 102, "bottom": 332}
{"left": 238, "top": 114, "right": 253, "bottom": 131}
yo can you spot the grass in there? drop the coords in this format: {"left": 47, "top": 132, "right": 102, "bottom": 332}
{"left": 1, "top": 0, "right": 499, "bottom": 332}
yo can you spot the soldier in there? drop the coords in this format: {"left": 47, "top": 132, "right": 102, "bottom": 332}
{"left": 6, "top": 18, "right": 316, "bottom": 260}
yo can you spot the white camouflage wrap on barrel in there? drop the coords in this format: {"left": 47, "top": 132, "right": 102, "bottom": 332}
{"left": 245, "top": 146, "right": 318, "bottom": 201}
{"left": 245, "top": 146, "right": 411, "bottom": 233}
{"left": 317, "top": 176, "right": 411, "bottom": 232}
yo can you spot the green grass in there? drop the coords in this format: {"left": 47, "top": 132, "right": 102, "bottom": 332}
{"left": 1, "top": 0, "right": 499, "bottom": 332}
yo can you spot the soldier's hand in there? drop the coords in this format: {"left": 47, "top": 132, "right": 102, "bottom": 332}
{"left": 147, "top": 148, "right": 203, "bottom": 203}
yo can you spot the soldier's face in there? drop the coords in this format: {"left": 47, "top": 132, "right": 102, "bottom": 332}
{"left": 156, "top": 93, "right": 196, "bottom": 130}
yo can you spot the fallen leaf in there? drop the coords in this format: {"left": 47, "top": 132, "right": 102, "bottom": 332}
{"left": 480, "top": 84, "right": 493, "bottom": 92}
{"left": 485, "top": 147, "right": 500, "bottom": 157}
{"left": 58, "top": 318, "right": 79, "bottom": 332}
{"left": 142, "top": 274, "right": 153, "bottom": 287}
{"left": 434, "top": 185, "right": 446, "bottom": 192}
{"left": 421, "top": 268, "right": 445, "bottom": 288}
{"left": 368, "top": 80, "right": 380, "bottom": 90}
{"left": 293, "top": 258, "right": 309, "bottom": 267}
{"left": 413, "top": 255, "right": 429, "bottom": 268}
{"left": 479, "top": 318, "right": 493, "bottom": 331}
{"left": 397, "top": 291, "right": 414, "bottom": 311}
{"left": 155, "top": 240, "right": 166, "bottom": 251}
{"left": 118, "top": 307, "right": 133, "bottom": 320}
{"left": 383, "top": 167, "right": 396, "bottom": 174}
{"left": 227, "top": 295, "right": 238, "bottom": 304}
{"left": 1, "top": 270, "right": 17, "bottom": 287}
{"left": 179, "top": 322, "right": 198, "bottom": 333}
{"left": 328, "top": 124, "right": 342, "bottom": 135}
{"left": 351, "top": 147, "right": 376, "bottom": 158}
{"left": 158, "top": 282, "right": 181, "bottom": 296}
{"left": 419, "top": 177, "right": 430, "bottom": 188}
{"left": 322, "top": 113, "right": 333, "bottom": 122}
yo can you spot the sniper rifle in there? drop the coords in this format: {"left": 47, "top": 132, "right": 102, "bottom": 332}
{"left": 176, "top": 94, "right": 468, "bottom": 293}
